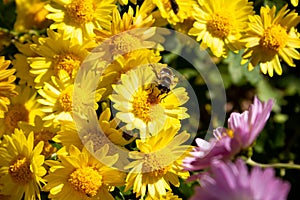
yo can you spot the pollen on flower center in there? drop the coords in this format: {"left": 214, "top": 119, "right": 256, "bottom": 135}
{"left": 66, "top": 0, "right": 95, "bottom": 24}
{"left": 54, "top": 53, "right": 81, "bottom": 78}
{"left": 57, "top": 86, "right": 73, "bottom": 112}
{"left": 207, "top": 13, "right": 232, "bottom": 39}
{"left": 143, "top": 152, "right": 171, "bottom": 177}
{"left": 260, "top": 25, "right": 288, "bottom": 52}
{"left": 215, "top": 128, "right": 234, "bottom": 140}
{"left": 111, "top": 34, "right": 140, "bottom": 56}
{"left": 9, "top": 156, "right": 33, "bottom": 185}
{"left": 4, "top": 104, "right": 29, "bottom": 133}
{"left": 132, "top": 89, "right": 151, "bottom": 123}
{"left": 68, "top": 167, "right": 103, "bottom": 197}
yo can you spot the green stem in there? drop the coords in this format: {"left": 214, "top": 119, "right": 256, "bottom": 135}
{"left": 246, "top": 158, "right": 300, "bottom": 170}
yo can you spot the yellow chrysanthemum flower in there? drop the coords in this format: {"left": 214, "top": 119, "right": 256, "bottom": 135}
{"left": 152, "top": 0, "right": 196, "bottom": 25}
{"left": 93, "top": 3, "right": 158, "bottom": 63}
{"left": 18, "top": 116, "right": 60, "bottom": 158}
{"left": 14, "top": 0, "right": 50, "bottom": 32}
{"left": 0, "top": 85, "right": 43, "bottom": 136}
{"left": 37, "top": 74, "right": 74, "bottom": 122}
{"left": 0, "top": 57, "right": 18, "bottom": 118}
{"left": 28, "top": 29, "right": 89, "bottom": 88}
{"left": 53, "top": 109, "right": 131, "bottom": 169}
{"left": 242, "top": 5, "right": 300, "bottom": 77}
{"left": 291, "top": 0, "right": 298, "bottom": 6}
{"left": 45, "top": 0, "right": 115, "bottom": 43}
{"left": 94, "top": 1, "right": 155, "bottom": 42}
{"left": 54, "top": 107, "right": 134, "bottom": 150}
{"left": 43, "top": 144, "right": 126, "bottom": 200}
{"left": 110, "top": 65, "right": 189, "bottom": 138}
{"left": 124, "top": 126, "right": 191, "bottom": 198}
{"left": 189, "top": 0, "right": 254, "bottom": 57}
{"left": 0, "top": 129, "right": 46, "bottom": 200}
{"left": 13, "top": 38, "right": 38, "bottom": 87}
{"left": 98, "top": 49, "right": 162, "bottom": 99}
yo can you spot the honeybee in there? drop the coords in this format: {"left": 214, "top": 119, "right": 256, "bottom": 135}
{"left": 152, "top": 66, "right": 177, "bottom": 99}
{"left": 170, "top": 0, "right": 179, "bottom": 14}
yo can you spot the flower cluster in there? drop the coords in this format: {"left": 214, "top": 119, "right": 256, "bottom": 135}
{"left": 0, "top": 0, "right": 299, "bottom": 199}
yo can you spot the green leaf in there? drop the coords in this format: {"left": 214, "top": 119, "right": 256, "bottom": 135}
{"left": 224, "top": 51, "right": 262, "bottom": 86}
{"left": 257, "top": 78, "right": 284, "bottom": 112}
{"left": 225, "top": 51, "right": 245, "bottom": 85}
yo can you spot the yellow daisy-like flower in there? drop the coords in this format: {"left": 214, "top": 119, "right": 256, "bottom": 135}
{"left": 110, "top": 65, "right": 189, "bottom": 138}
{"left": 189, "top": 0, "right": 254, "bottom": 57}
{"left": 98, "top": 49, "right": 162, "bottom": 99}
{"left": 152, "top": 0, "right": 196, "bottom": 25}
{"left": 37, "top": 74, "right": 74, "bottom": 122}
{"left": 54, "top": 107, "right": 134, "bottom": 150}
{"left": 0, "top": 57, "right": 18, "bottom": 118}
{"left": 14, "top": 0, "right": 50, "bottom": 32}
{"left": 18, "top": 116, "right": 60, "bottom": 158}
{"left": 54, "top": 110, "right": 131, "bottom": 168}
{"left": 0, "top": 85, "right": 43, "bottom": 136}
{"left": 242, "top": 5, "right": 300, "bottom": 77}
{"left": 94, "top": 1, "right": 155, "bottom": 42}
{"left": 93, "top": 3, "right": 158, "bottom": 63}
{"left": 124, "top": 126, "right": 191, "bottom": 198}
{"left": 0, "top": 129, "right": 46, "bottom": 200}
{"left": 43, "top": 144, "right": 126, "bottom": 200}
{"left": 45, "top": 0, "right": 115, "bottom": 43}
{"left": 28, "top": 29, "right": 89, "bottom": 88}
{"left": 13, "top": 38, "right": 38, "bottom": 87}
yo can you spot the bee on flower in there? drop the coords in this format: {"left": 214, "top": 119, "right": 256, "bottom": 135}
{"left": 110, "top": 64, "right": 189, "bottom": 139}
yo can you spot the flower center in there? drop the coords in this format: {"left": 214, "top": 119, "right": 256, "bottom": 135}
{"left": 4, "top": 104, "right": 29, "bottom": 134}
{"left": 259, "top": 25, "right": 288, "bottom": 52}
{"left": 147, "top": 85, "right": 163, "bottom": 104}
{"left": 207, "top": 13, "right": 232, "bottom": 39}
{"left": 66, "top": 0, "right": 95, "bottom": 24}
{"left": 57, "top": 85, "right": 73, "bottom": 112}
{"left": 9, "top": 156, "right": 33, "bottom": 185}
{"left": 132, "top": 89, "right": 152, "bottom": 123}
{"left": 110, "top": 34, "right": 140, "bottom": 57}
{"left": 81, "top": 131, "right": 110, "bottom": 152}
{"left": 68, "top": 167, "right": 103, "bottom": 197}
{"left": 54, "top": 53, "right": 81, "bottom": 78}
{"left": 143, "top": 152, "right": 171, "bottom": 177}
{"left": 215, "top": 128, "right": 234, "bottom": 140}
{"left": 34, "top": 130, "right": 57, "bottom": 157}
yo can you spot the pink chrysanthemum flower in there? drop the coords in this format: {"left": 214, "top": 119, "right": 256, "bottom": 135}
{"left": 228, "top": 96, "right": 274, "bottom": 148}
{"left": 184, "top": 96, "right": 274, "bottom": 170}
{"left": 190, "top": 159, "right": 290, "bottom": 200}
